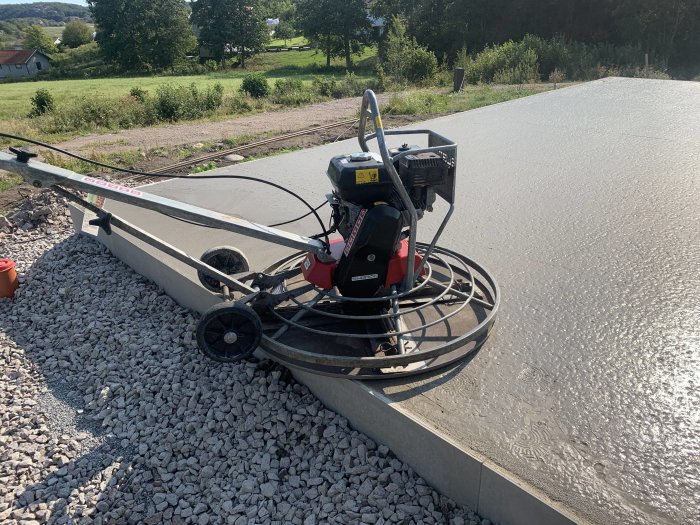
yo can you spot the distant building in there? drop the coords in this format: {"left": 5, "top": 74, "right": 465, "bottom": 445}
{"left": 0, "top": 49, "right": 50, "bottom": 78}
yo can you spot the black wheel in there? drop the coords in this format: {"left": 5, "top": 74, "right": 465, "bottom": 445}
{"left": 197, "top": 246, "right": 250, "bottom": 293}
{"left": 196, "top": 302, "right": 262, "bottom": 362}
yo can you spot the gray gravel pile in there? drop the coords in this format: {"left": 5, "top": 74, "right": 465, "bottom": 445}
{"left": 0, "top": 196, "right": 487, "bottom": 525}
{"left": 0, "top": 189, "right": 72, "bottom": 235}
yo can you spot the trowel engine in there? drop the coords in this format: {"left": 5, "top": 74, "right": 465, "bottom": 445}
{"left": 301, "top": 146, "right": 450, "bottom": 298}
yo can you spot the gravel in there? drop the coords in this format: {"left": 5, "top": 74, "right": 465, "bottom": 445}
{"left": 0, "top": 193, "right": 489, "bottom": 524}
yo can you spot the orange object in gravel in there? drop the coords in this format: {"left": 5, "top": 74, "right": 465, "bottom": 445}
{"left": 0, "top": 258, "right": 19, "bottom": 298}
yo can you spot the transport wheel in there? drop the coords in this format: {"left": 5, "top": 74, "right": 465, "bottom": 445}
{"left": 196, "top": 302, "right": 262, "bottom": 362}
{"left": 197, "top": 246, "right": 250, "bottom": 293}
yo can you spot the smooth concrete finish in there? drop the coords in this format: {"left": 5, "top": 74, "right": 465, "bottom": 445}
{"left": 83, "top": 78, "right": 699, "bottom": 525}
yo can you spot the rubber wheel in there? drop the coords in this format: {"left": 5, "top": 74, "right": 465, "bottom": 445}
{"left": 196, "top": 302, "right": 262, "bottom": 362}
{"left": 197, "top": 246, "right": 250, "bottom": 293}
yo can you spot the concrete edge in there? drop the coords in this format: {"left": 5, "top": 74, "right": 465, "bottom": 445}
{"left": 68, "top": 202, "right": 590, "bottom": 525}
{"left": 275, "top": 372, "right": 591, "bottom": 525}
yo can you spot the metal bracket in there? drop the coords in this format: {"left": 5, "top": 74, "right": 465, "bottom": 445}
{"left": 88, "top": 212, "right": 113, "bottom": 235}
{"left": 9, "top": 147, "right": 37, "bottom": 163}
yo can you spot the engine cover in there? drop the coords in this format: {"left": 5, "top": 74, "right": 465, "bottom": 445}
{"left": 326, "top": 152, "right": 394, "bottom": 205}
{"left": 335, "top": 204, "right": 403, "bottom": 297}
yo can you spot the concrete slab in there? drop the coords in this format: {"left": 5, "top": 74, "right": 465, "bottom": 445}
{"left": 81, "top": 78, "right": 699, "bottom": 525}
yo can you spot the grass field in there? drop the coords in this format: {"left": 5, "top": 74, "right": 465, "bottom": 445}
{"left": 44, "top": 25, "right": 95, "bottom": 39}
{"left": 0, "top": 47, "right": 377, "bottom": 121}
{"left": 268, "top": 36, "right": 309, "bottom": 47}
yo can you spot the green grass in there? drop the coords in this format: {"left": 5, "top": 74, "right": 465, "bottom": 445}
{"left": 268, "top": 36, "right": 308, "bottom": 47}
{"left": 382, "top": 86, "right": 551, "bottom": 115}
{"left": 0, "top": 173, "right": 23, "bottom": 192}
{"left": 44, "top": 25, "right": 95, "bottom": 39}
{"left": 0, "top": 47, "right": 378, "bottom": 121}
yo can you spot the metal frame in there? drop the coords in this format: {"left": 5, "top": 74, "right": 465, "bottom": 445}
{"left": 257, "top": 242, "right": 499, "bottom": 378}
{"left": 358, "top": 90, "right": 457, "bottom": 290}
{"left": 0, "top": 151, "right": 328, "bottom": 259}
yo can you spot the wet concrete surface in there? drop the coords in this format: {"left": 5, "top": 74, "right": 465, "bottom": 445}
{"left": 103, "top": 78, "right": 699, "bottom": 524}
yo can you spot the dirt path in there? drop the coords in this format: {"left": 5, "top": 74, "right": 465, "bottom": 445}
{"left": 57, "top": 94, "right": 391, "bottom": 155}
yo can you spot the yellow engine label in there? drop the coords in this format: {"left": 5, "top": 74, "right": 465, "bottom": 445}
{"left": 355, "top": 168, "right": 380, "bottom": 184}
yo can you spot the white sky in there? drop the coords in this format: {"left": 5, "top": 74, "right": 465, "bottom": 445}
{"left": 0, "top": 1, "right": 87, "bottom": 5}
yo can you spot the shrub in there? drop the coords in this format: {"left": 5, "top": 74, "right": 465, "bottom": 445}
{"left": 48, "top": 97, "right": 121, "bottom": 132}
{"left": 202, "top": 83, "right": 225, "bottom": 111}
{"left": 549, "top": 68, "right": 566, "bottom": 87}
{"left": 272, "top": 78, "right": 314, "bottom": 106}
{"left": 374, "top": 64, "right": 388, "bottom": 92}
{"left": 152, "top": 83, "right": 225, "bottom": 121}
{"left": 631, "top": 66, "right": 671, "bottom": 80}
{"left": 61, "top": 20, "right": 93, "bottom": 49}
{"left": 229, "top": 95, "right": 255, "bottom": 114}
{"left": 129, "top": 87, "right": 148, "bottom": 103}
{"left": 492, "top": 49, "right": 539, "bottom": 84}
{"left": 383, "top": 16, "right": 438, "bottom": 85}
{"left": 29, "top": 88, "right": 55, "bottom": 117}
{"left": 402, "top": 46, "right": 439, "bottom": 84}
{"left": 240, "top": 73, "right": 270, "bottom": 98}
{"left": 383, "top": 92, "right": 448, "bottom": 115}
{"left": 312, "top": 76, "right": 337, "bottom": 97}
{"left": 204, "top": 59, "right": 219, "bottom": 72}
{"left": 330, "top": 72, "right": 368, "bottom": 98}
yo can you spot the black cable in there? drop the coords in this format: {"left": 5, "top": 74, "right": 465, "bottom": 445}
{"left": 267, "top": 200, "right": 328, "bottom": 228}
{"left": 0, "top": 132, "right": 330, "bottom": 248}
{"left": 162, "top": 200, "right": 328, "bottom": 230}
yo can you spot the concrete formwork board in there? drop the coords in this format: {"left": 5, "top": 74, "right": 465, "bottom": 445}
{"left": 73, "top": 78, "right": 699, "bottom": 525}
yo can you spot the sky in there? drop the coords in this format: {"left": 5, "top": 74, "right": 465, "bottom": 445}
{"left": 0, "top": 1, "right": 87, "bottom": 5}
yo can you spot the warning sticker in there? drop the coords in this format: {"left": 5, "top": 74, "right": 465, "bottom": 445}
{"left": 355, "top": 168, "right": 379, "bottom": 185}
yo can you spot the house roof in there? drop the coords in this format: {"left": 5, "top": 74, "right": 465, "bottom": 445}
{"left": 0, "top": 49, "right": 42, "bottom": 65}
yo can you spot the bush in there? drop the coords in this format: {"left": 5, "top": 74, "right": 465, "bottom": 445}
{"left": 53, "top": 96, "right": 160, "bottom": 131}
{"left": 152, "top": 83, "right": 225, "bottom": 121}
{"left": 312, "top": 76, "right": 337, "bottom": 97}
{"left": 312, "top": 73, "right": 376, "bottom": 99}
{"left": 272, "top": 78, "right": 314, "bottom": 106}
{"left": 129, "top": 87, "right": 148, "bottom": 103}
{"left": 202, "top": 83, "right": 225, "bottom": 111}
{"left": 383, "top": 16, "right": 438, "bottom": 85}
{"left": 383, "top": 92, "right": 448, "bottom": 115}
{"left": 631, "top": 66, "right": 671, "bottom": 80}
{"left": 240, "top": 73, "right": 270, "bottom": 98}
{"left": 331, "top": 72, "right": 368, "bottom": 98}
{"left": 204, "top": 59, "right": 219, "bottom": 72}
{"left": 61, "top": 20, "right": 93, "bottom": 49}
{"left": 29, "top": 89, "right": 55, "bottom": 117}
{"left": 548, "top": 68, "right": 566, "bottom": 85}
{"left": 461, "top": 35, "right": 650, "bottom": 85}
{"left": 375, "top": 65, "right": 388, "bottom": 92}
{"left": 228, "top": 95, "right": 255, "bottom": 114}
{"left": 492, "top": 49, "right": 539, "bottom": 84}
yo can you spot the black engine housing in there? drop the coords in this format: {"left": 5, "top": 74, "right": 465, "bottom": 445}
{"left": 334, "top": 204, "right": 403, "bottom": 297}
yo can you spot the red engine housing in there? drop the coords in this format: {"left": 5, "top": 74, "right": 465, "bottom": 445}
{"left": 301, "top": 238, "right": 424, "bottom": 291}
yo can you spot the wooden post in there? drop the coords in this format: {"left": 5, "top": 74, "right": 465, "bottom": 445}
{"left": 453, "top": 68, "right": 465, "bottom": 92}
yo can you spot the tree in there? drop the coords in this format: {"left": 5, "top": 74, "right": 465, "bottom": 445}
{"left": 88, "top": 0, "right": 195, "bottom": 70}
{"left": 191, "top": 0, "right": 270, "bottom": 68}
{"left": 62, "top": 20, "right": 93, "bottom": 48}
{"left": 382, "top": 16, "right": 438, "bottom": 84}
{"left": 296, "top": 0, "right": 370, "bottom": 68}
{"left": 22, "top": 25, "right": 58, "bottom": 54}
{"left": 274, "top": 20, "right": 296, "bottom": 45}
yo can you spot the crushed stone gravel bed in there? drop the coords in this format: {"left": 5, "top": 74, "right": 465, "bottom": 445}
{"left": 0, "top": 194, "right": 489, "bottom": 525}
